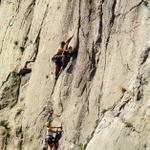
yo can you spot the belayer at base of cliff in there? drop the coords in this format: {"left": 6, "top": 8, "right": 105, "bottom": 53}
{"left": 44, "top": 121, "right": 63, "bottom": 150}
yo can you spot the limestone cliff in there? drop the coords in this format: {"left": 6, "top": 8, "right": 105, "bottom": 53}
{"left": 0, "top": 0, "right": 150, "bottom": 149}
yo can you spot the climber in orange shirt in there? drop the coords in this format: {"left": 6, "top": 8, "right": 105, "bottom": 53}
{"left": 51, "top": 36, "right": 73, "bottom": 79}
{"left": 51, "top": 41, "right": 65, "bottom": 79}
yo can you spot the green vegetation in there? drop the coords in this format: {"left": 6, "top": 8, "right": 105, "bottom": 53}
{"left": 125, "top": 121, "right": 133, "bottom": 128}
{"left": 0, "top": 120, "right": 10, "bottom": 137}
{"left": 101, "top": 109, "right": 107, "bottom": 114}
{"left": 79, "top": 143, "right": 84, "bottom": 150}
{"left": 0, "top": 120, "right": 10, "bottom": 130}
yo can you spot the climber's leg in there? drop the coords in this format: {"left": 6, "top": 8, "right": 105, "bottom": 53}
{"left": 48, "top": 145, "right": 51, "bottom": 150}
{"left": 62, "top": 52, "right": 71, "bottom": 69}
{"left": 55, "top": 65, "right": 61, "bottom": 79}
{"left": 52, "top": 55, "right": 62, "bottom": 79}
{"left": 50, "top": 144, "right": 56, "bottom": 150}
{"left": 61, "top": 55, "right": 66, "bottom": 69}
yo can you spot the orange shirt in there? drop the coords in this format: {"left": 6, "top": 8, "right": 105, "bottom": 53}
{"left": 56, "top": 48, "right": 64, "bottom": 55}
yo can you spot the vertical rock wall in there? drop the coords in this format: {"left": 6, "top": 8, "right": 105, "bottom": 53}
{"left": 0, "top": 0, "right": 150, "bottom": 149}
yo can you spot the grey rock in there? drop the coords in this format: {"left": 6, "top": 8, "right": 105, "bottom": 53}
{"left": 0, "top": 0, "right": 150, "bottom": 149}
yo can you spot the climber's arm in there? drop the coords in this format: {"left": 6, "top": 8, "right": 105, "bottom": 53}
{"left": 65, "top": 35, "right": 73, "bottom": 49}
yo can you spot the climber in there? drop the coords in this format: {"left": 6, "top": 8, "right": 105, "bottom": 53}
{"left": 45, "top": 122, "right": 63, "bottom": 150}
{"left": 51, "top": 41, "right": 65, "bottom": 79}
{"left": 51, "top": 36, "right": 73, "bottom": 79}
{"left": 62, "top": 46, "right": 73, "bottom": 69}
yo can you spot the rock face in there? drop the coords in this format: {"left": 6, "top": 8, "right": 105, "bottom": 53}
{"left": 0, "top": 0, "right": 150, "bottom": 149}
